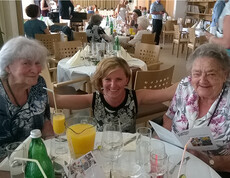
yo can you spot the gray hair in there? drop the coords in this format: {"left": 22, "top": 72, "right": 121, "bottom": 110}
{"left": 89, "top": 14, "right": 103, "bottom": 26}
{"left": 137, "top": 16, "right": 149, "bottom": 30}
{"left": 186, "top": 43, "right": 230, "bottom": 74}
{"left": 0, "top": 36, "right": 48, "bottom": 78}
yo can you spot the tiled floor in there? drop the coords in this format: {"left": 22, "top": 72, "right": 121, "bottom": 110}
{"left": 158, "top": 43, "right": 189, "bottom": 83}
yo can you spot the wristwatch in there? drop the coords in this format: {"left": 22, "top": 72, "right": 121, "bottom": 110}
{"left": 209, "top": 157, "right": 215, "bottom": 167}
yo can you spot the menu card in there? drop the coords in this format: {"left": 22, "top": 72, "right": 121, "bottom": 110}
{"left": 64, "top": 151, "right": 106, "bottom": 178}
{"left": 149, "top": 121, "right": 218, "bottom": 151}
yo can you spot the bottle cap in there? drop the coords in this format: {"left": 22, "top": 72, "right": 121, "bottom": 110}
{"left": 30, "top": 129, "right": 42, "bottom": 138}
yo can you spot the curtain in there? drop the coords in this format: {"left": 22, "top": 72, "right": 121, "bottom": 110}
{"left": 73, "top": 0, "right": 119, "bottom": 10}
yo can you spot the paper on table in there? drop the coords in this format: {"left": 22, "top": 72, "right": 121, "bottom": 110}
{"left": 117, "top": 47, "right": 133, "bottom": 61}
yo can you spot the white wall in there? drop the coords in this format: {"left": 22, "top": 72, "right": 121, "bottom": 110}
{"left": 0, "top": 0, "right": 20, "bottom": 42}
{"left": 173, "top": 0, "right": 187, "bottom": 20}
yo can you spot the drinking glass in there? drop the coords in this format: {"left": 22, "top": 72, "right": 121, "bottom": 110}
{"left": 6, "top": 142, "right": 25, "bottom": 178}
{"left": 100, "top": 122, "right": 123, "bottom": 175}
{"left": 52, "top": 111, "right": 67, "bottom": 154}
{"left": 136, "top": 127, "right": 152, "bottom": 166}
{"left": 149, "top": 152, "right": 168, "bottom": 178}
{"left": 106, "top": 42, "right": 114, "bottom": 56}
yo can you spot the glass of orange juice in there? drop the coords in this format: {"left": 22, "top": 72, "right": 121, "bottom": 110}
{"left": 66, "top": 116, "right": 96, "bottom": 158}
{"left": 52, "top": 111, "right": 67, "bottom": 154}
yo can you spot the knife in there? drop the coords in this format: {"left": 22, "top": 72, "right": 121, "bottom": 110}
{"left": 123, "top": 135, "right": 137, "bottom": 146}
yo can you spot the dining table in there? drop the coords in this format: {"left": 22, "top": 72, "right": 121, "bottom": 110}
{"left": 57, "top": 56, "right": 147, "bottom": 91}
{"left": 0, "top": 132, "right": 221, "bottom": 178}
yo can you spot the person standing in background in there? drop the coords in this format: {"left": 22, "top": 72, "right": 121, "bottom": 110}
{"left": 41, "top": 0, "right": 50, "bottom": 17}
{"left": 150, "top": 0, "right": 165, "bottom": 45}
{"left": 58, "top": 0, "right": 74, "bottom": 21}
{"left": 210, "top": 0, "right": 227, "bottom": 35}
{"left": 206, "top": 0, "right": 230, "bottom": 56}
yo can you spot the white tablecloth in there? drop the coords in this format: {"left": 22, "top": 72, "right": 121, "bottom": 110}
{"left": 0, "top": 133, "right": 221, "bottom": 178}
{"left": 57, "top": 57, "right": 147, "bottom": 91}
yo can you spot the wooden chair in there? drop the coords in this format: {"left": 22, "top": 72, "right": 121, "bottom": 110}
{"left": 35, "top": 33, "right": 61, "bottom": 56}
{"left": 52, "top": 40, "right": 82, "bottom": 62}
{"left": 162, "top": 20, "right": 177, "bottom": 45}
{"left": 134, "top": 43, "right": 162, "bottom": 70}
{"left": 185, "top": 28, "right": 207, "bottom": 59}
{"left": 172, "top": 25, "right": 189, "bottom": 58}
{"left": 40, "top": 63, "right": 91, "bottom": 95}
{"left": 141, "top": 34, "right": 156, "bottom": 44}
{"left": 73, "top": 32, "right": 87, "bottom": 44}
{"left": 134, "top": 65, "right": 175, "bottom": 127}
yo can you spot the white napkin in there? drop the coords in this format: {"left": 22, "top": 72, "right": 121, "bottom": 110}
{"left": 0, "top": 136, "right": 31, "bottom": 171}
{"left": 117, "top": 46, "right": 133, "bottom": 61}
{"left": 66, "top": 50, "right": 82, "bottom": 67}
{"left": 66, "top": 45, "right": 90, "bottom": 67}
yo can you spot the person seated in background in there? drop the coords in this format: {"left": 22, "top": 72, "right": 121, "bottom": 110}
{"left": 128, "top": 9, "right": 142, "bottom": 30}
{"left": 163, "top": 43, "right": 230, "bottom": 178}
{"left": 87, "top": 6, "right": 94, "bottom": 14}
{"left": 53, "top": 57, "right": 177, "bottom": 133}
{"left": 86, "top": 14, "right": 112, "bottom": 42}
{"left": 141, "top": 7, "right": 147, "bottom": 16}
{"left": 24, "top": 4, "right": 50, "bottom": 38}
{"left": 0, "top": 36, "right": 54, "bottom": 160}
{"left": 121, "top": 16, "right": 151, "bottom": 53}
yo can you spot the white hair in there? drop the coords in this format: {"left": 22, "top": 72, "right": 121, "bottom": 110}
{"left": 0, "top": 36, "right": 48, "bottom": 78}
{"left": 137, "top": 16, "right": 150, "bottom": 30}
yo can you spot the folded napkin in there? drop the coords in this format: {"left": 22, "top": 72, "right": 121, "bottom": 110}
{"left": 66, "top": 46, "right": 90, "bottom": 67}
{"left": 0, "top": 136, "right": 31, "bottom": 171}
{"left": 117, "top": 46, "right": 133, "bottom": 61}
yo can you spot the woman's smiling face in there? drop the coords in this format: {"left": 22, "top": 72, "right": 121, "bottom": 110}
{"left": 102, "top": 67, "right": 129, "bottom": 99}
{"left": 191, "top": 57, "right": 228, "bottom": 100}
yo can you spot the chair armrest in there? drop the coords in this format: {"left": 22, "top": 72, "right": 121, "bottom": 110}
{"left": 147, "top": 62, "right": 163, "bottom": 70}
{"left": 53, "top": 76, "right": 90, "bottom": 88}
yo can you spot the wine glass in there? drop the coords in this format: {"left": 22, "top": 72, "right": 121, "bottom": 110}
{"left": 52, "top": 111, "right": 67, "bottom": 154}
{"left": 100, "top": 122, "right": 123, "bottom": 176}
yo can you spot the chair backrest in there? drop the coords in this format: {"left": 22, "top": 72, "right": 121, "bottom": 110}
{"left": 73, "top": 32, "right": 87, "bottom": 44}
{"left": 40, "top": 64, "right": 54, "bottom": 90}
{"left": 35, "top": 33, "right": 61, "bottom": 55}
{"left": 134, "top": 65, "right": 175, "bottom": 90}
{"left": 134, "top": 43, "right": 160, "bottom": 65}
{"left": 173, "top": 25, "right": 181, "bottom": 39}
{"left": 53, "top": 40, "right": 82, "bottom": 61}
{"left": 53, "top": 23, "right": 68, "bottom": 26}
{"left": 188, "top": 28, "right": 196, "bottom": 43}
{"left": 164, "top": 20, "right": 177, "bottom": 31}
{"left": 141, "top": 34, "right": 156, "bottom": 44}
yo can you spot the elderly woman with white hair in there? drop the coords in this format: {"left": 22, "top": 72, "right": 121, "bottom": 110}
{"left": 0, "top": 36, "right": 54, "bottom": 160}
{"left": 120, "top": 16, "right": 151, "bottom": 52}
{"left": 128, "top": 16, "right": 151, "bottom": 46}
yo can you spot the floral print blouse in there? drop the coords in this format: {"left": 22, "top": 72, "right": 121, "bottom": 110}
{"left": 166, "top": 76, "right": 230, "bottom": 155}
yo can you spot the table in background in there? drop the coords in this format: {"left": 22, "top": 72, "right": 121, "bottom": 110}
{"left": 57, "top": 57, "right": 147, "bottom": 91}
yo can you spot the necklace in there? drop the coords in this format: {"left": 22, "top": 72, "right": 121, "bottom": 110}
{"left": 6, "top": 79, "right": 28, "bottom": 107}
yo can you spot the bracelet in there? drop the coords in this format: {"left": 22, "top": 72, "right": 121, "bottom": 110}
{"left": 209, "top": 36, "right": 215, "bottom": 43}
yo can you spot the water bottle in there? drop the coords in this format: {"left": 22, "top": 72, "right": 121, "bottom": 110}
{"left": 110, "top": 20, "right": 113, "bottom": 35}
{"left": 106, "top": 16, "right": 109, "bottom": 27}
{"left": 25, "top": 129, "right": 55, "bottom": 178}
{"left": 113, "top": 36, "right": 120, "bottom": 51}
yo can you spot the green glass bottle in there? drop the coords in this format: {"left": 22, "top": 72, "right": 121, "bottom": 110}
{"left": 113, "top": 36, "right": 120, "bottom": 51}
{"left": 25, "top": 129, "right": 55, "bottom": 178}
{"left": 110, "top": 20, "right": 113, "bottom": 35}
{"left": 106, "top": 16, "right": 109, "bottom": 27}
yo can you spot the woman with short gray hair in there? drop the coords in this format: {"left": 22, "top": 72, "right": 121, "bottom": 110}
{"left": 0, "top": 36, "right": 53, "bottom": 160}
{"left": 163, "top": 43, "right": 230, "bottom": 177}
